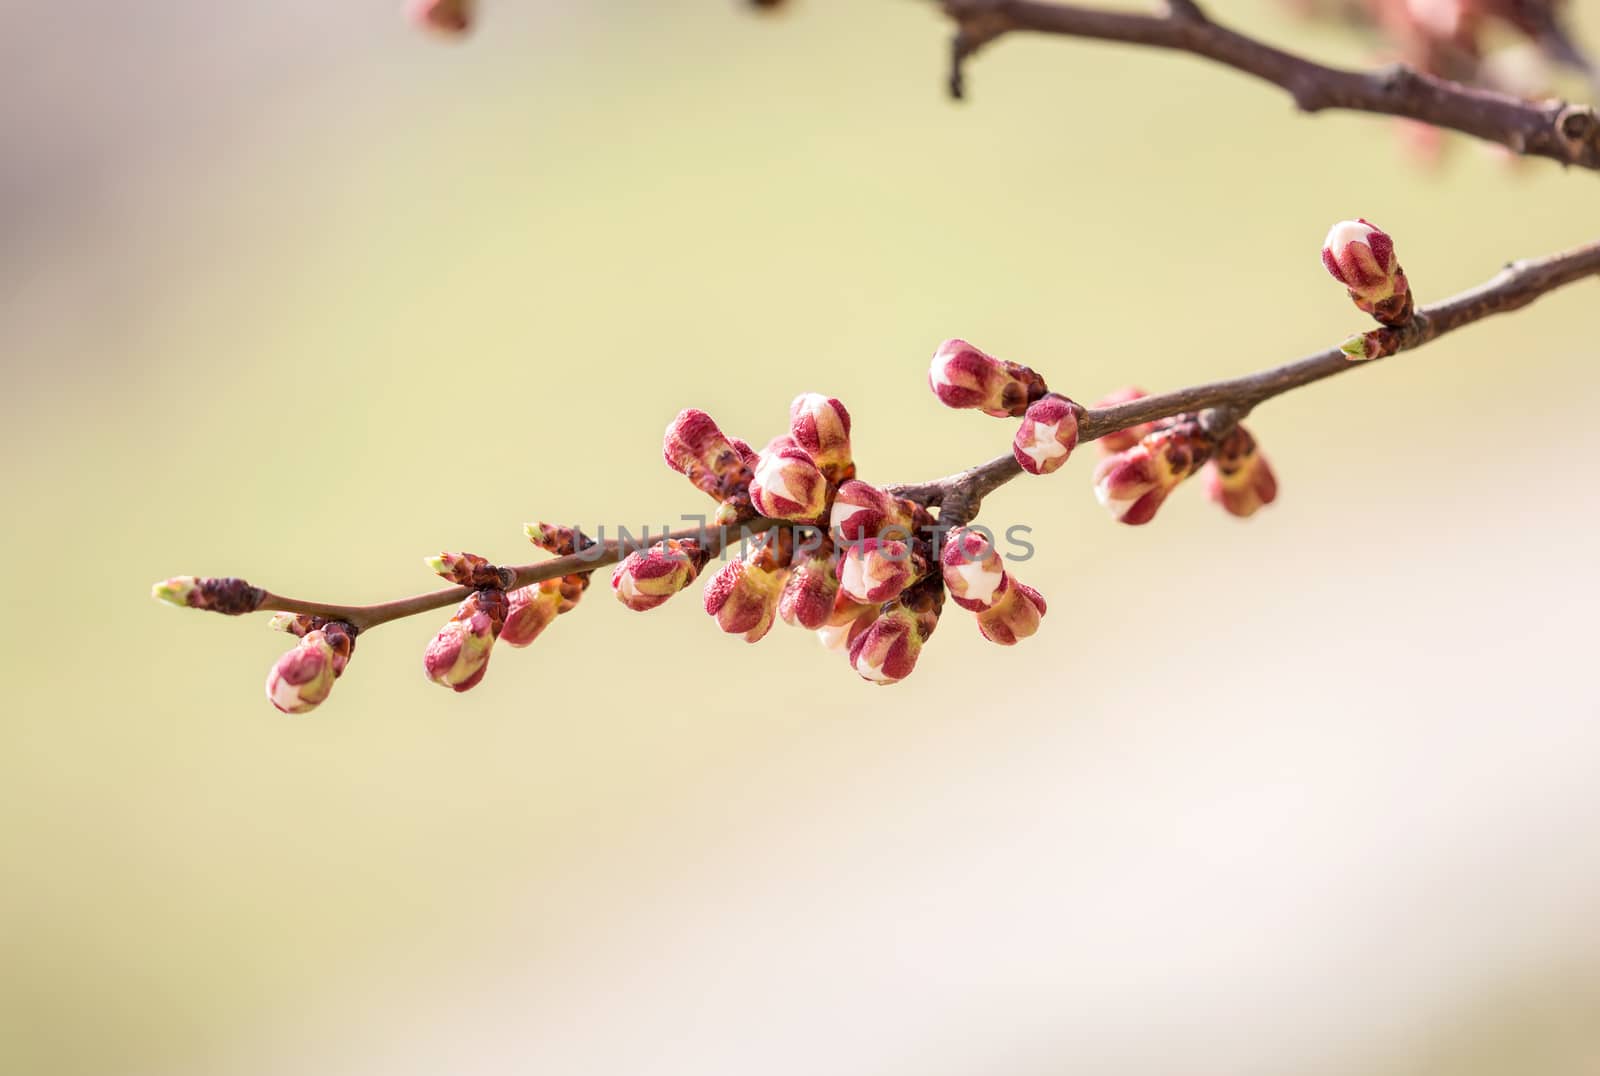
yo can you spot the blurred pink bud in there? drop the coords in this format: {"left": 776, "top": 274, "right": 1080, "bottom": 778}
{"left": 939, "top": 527, "right": 1010, "bottom": 612}
{"left": 425, "top": 551, "right": 513, "bottom": 589}
{"left": 424, "top": 588, "right": 507, "bottom": 692}
{"left": 817, "top": 592, "right": 879, "bottom": 653}
{"left": 611, "top": 539, "right": 707, "bottom": 612}
{"left": 265, "top": 630, "right": 339, "bottom": 714}
{"left": 1205, "top": 426, "right": 1279, "bottom": 518}
{"left": 408, "top": 0, "right": 473, "bottom": 35}
{"left": 750, "top": 440, "right": 829, "bottom": 522}
{"left": 663, "top": 409, "right": 754, "bottom": 502}
{"left": 500, "top": 581, "right": 564, "bottom": 647}
{"left": 838, "top": 538, "right": 918, "bottom": 605}
{"left": 779, "top": 549, "right": 841, "bottom": 630}
{"left": 927, "top": 339, "right": 1048, "bottom": 418}
{"left": 1321, "top": 219, "right": 1413, "bottom": 325}
{"left": 829, "top": 479, "right": 908, "bottom": 541}
{"left": 1012, "top": 394, "right": 1081, "bottom": 475}
{"left": 788, "top": 393, "right": 854, "bottom": 482}
{"left": 975, "top": 581, "right": 1047, "bottom": 646}
{"left": 703, "top": 557, "right": 786, "bottom": 642}
{"left": 1092, "top": 387, "right": 1156, "bottom": 455}
{"left": 1092, "top": 423, "right": 1211, "bottom": 526}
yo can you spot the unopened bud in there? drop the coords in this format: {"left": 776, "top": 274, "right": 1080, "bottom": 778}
{"left": 1092, "top": 421, "right": 1212, "bottom": 526}
{"left": 423, "top": 588, "right": 508, "bottom": 692}
{"left": 1012, "top": 394, "right": 1080, "bottom": 475}
{"left": 838, "top": 538, "right": 919, "bottom": 605}
{"left": 788, "top": 393, "right": 854, "bottom": 482}
{"left": 817, "top": 593, "right": 878, "bottom": 654}
{"left": 749, "top": 440, "right": 828, "bottom": 522}
{"left": 779, "top": 548, "right": 840, "bottom": 630}
{"left": 663, "top": 409, "right": 754, "bottom": 503}
{"left": 612, "top": 539, "right": 708, "bottom": 612}
{"left": 1321, "top": 219, "right": 1413, "bottom": 326}
{"left": 830, "top": 479, "right": 910, "bottom": 541}
{"left": 426, "top": 551, "right": 514, "bottom": 589}
{"left": 1205, "top": 426, "right": 1279, "bottom": 518}
{"left": 500, "top": 580, "right": 564, "bottom": 647}
{"left": 939, "top": 527, "right": 1009, "bottom": 612}
{"left": 703, "top": 557, "right": 786, "bottom": 643}
{"left": 523, "top": 523, "right": 595, "bottom": 559}
{"left": 408, "top": 0, "right": 473, "bottom": 35}
{"left": 927, "top": 339, "right": 1048, "bottom": 418}
{"left": 151, "top": 576, "right": 266, "bottom": 616}
{"left": 975, "top": 581, "right": 1046, "bottom": 646}
{"left": 265, "top": 629, "right": 338, "bottom": 714}
{"left": 848, "top": 606, "right": 923, "bottom": 684}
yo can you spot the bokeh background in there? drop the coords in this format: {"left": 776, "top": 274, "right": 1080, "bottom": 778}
{"left": 4, "top": 1, "right": 1600, "bottom": 1074}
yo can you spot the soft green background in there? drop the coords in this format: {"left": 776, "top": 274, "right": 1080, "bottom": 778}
{"left": 4, "top": 2, "right": 1599, "bottom": 1074}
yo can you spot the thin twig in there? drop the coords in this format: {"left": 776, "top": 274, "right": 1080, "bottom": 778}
{"left": 941, "top": 0, "right": 1600, "bottom": 170}
{"left": 251, "top": 236, "right": 1600, "bottom": 633}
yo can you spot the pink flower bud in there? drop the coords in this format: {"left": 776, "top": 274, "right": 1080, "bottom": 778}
{"left": 816, "top": 593, "right": 879, "bottom": 653}
{"left": 975, "top": 581, "right": 1046, "bottom": 646}
{"left": 1321, "top": 219, "right": 1413, "bottom": 326}
{"left": 939, "top": 527, "right": 1010, "bottom": 612}
{"left": 424, "top": 589, "right": 508, "bottom": 692}
{"left": 788, "top": 393, "right": 854, "bottom": 482}
{"left": 838, "top": 538, "right": 921, "bottom": 605}
{"left": 749, "top": 440, "right": 829, "bottom": 522}
{"left": 1093, "top": 387, "right": 1155, "bottom": 455}
{"left": 1205, "top": 426, "right": 1279, "bottom": 518}
{"left": 927, "top": 339, "right": 1048, "bottom": 418}
{"left": 663, "top": 409, "right": 754, "bottom": 503}
{"left": 408, "top": 0, "right": 473, "bottom": 35}
{"left": 848, "top": 606, "right": 925, "bottom": 684}
{"left": 829, "top": 479, "right": 909, "bottom": 541}
{"left": 1012, "top": 394, "right": 1080, "bottom": 475}
{"left": 265, "top": 630, "right": 339, "bottom": 714}
{"left": 1092, "top": 422, "right": 1212, "bottom": 526}
{"left": 523, "top": 523, "right": 595, "bottom": 558}
{"left": 425, "top": 551, "right": 514, "bottom": 589}
{"left": 703, "top": 557, "right": 786, "bottom": 642}
{"left": 151, "top": 576, "right": 266, "bottom": 615}
{"left": 611, "top": 539, "right": 707, "bottom": 612}
{"left": 500, "top": 580, "right": 564, "bottom": 647}
{"left": 779, "top": 549, "right": 840, "bottom": 630}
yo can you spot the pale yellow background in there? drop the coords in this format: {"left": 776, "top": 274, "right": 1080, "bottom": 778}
{"left": 3, "top": 2, "right": 1599, "bottom": 1074}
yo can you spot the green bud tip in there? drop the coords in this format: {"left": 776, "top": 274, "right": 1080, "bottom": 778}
{"left": 151, "top": 576, "right": 197, "bottom": 608}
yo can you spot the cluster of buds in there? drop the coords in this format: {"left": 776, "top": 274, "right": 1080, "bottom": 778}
{"left": 1093, "top": 410, "right": 1278, "bottom": 524}
{"left": 928, "top": 340, "right": 1082, "bottom": 477}
{"left": 157, "top": 321, "right": 1308, "bottom": 710}
{"left": 939, "top": 528, "right": 1047, "bottom": 646}
{"left": 265, "top": 616, "right": 357, "bottom": 714}
{"left": 654, "top": 395, "right": 965, "bottom": 683}
{"left": 1322, "top": 218, "right": 1414, "bottom": 329}
{"left": 422, "top": 525, "right": 595, "bottom": 691}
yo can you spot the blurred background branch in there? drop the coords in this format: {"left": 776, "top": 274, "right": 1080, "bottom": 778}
{"left": 942, "top": 0, "right": 1600, "bottom": 168}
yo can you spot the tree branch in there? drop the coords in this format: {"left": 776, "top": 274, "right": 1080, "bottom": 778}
{"left": 242, "top": 235, "right": 1600, "bottom": 632}
{"left": 941, "top": 0, "right": 1600, "bottom": 171}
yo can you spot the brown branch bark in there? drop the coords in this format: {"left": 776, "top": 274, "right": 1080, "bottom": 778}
{"left": 942, "top": 0, "right": 1600, "bottom": 171}
{"left": 245, "top": 235, "right": 1600, "bottom": 633}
